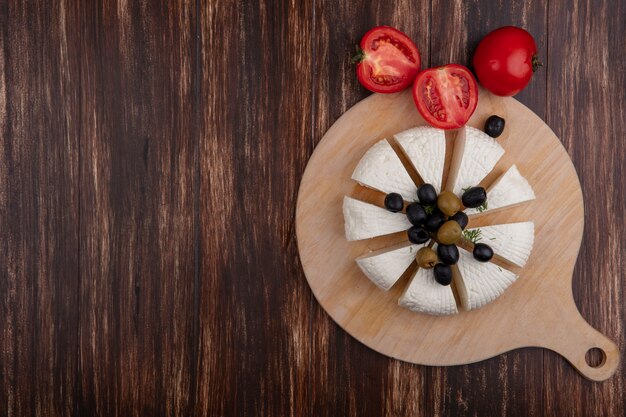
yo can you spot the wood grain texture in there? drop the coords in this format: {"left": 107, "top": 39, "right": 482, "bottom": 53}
{"left": 76, "top": 2, "right": 196, "bottom": 416}
{"left": 196, "top": 0, "right": 313, "bottom": 416}
{"left": 0, "top": 1, "right": 80, "bottom": 415}
{"left": 0, "top": 0, "right": 623, "bottom": 416}
{"left": 544, "top": 0, "right": 626, "bottom": 415}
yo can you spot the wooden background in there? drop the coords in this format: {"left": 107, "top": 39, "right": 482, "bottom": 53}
{"left": 0, "top": 0, "right": 624, "bottom": 416}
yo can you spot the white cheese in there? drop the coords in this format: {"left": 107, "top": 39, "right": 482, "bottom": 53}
{"left": 393, "top": 126, "right": 446, "bottom": 193}
{"left": 448, "top": 126, "right": 505, "bottom": 195}
{"left": 343, "top": 196, "right": 411, "bottom": 241}
{"left": 356, "top": 242, "right": 423, "bottom": 290}
{"left": 466, "top": 164, "right": 535, "bottom": 215}
{"left": 351, "top": 139, "right": 417, "bottom": 202}
{"left": 454, "top": 247, "right": 518, "bottom": 311}
{"left": 398, "top": 265, "right": 458, "bottom": 315}
{"left": 466, "top": 222, "right": 534, "bottom": 267}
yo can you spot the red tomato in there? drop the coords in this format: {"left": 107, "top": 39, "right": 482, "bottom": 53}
{"left": 354, "top": 26, "right": 421, "bottom": 93}
{"left": 412, "top": 64, "right": 478, "bottom": 130}
{"left": 473, "top": 26, "right": 540, "bottom": 96}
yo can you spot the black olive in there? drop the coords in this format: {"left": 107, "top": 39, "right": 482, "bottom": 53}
{"left": 406, "top": 203, "right": 427, "bottom": 226}
{"left": 433, "top": 264, "right": 453, "bottom": 286}
{"left": 449, "top": 211, "right": 468, "bottom": 230}
{"left": 424, "top": 211, "right": 446, "bottom": 233}
{"left": 473, "top": 243, "right": 494, "bottom": 262}
{"left": 407, "top": 226, "right": 430, "bottom": 244}
{"left": 484, "top": 115, "right": 505, "bottom": 138}
{"left": 384, "top": 193, "right": 404, "bottom": 212}
{"left": 437, "top": 244, "right": 459, "bottom": 265}
{"left": 462, "top": 187, "right": 487, "bottom": 208}
{"left": 417, "top": 184, "right": 437, "bottom": 205}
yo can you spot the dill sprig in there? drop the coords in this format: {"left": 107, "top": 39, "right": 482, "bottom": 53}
{"left": 462, "top": 228, "right": 482, "bottom": 244}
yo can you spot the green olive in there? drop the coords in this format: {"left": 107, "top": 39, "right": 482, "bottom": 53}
{"left": 416, "top": 247, "right": 438, "bottom": 269}
{"left": 437, "top": 220, "right": 462, "bottom": 244}
{"left": 437, "top": 191, "right": 461, "bottom": 216}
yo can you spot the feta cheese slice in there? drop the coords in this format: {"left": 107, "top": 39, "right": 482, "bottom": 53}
{"left": 448, "top": 126, "right": 505, "bottom": 195}
{"left": 466, "top": 164, "right": 535, "bottom": 215}
{"left": 398, "top": 265, "right": 458, "bottom": 315}
{"left": 343, "top": 196, "right": 411, "bottom": 241}
{"left": 356, "top": 242, "right": 423, "bottom": 290}
{"left": 466, "top": 222, "right": 535, "bottom": 267}
{"left": 454, "top": 247, "right": 518, "bottom": 311}
{"left": 351, "top": 139, "right": 417, "bottom": 201}
{"left": 393, "top": 126, "right": 446, "bottom": 193}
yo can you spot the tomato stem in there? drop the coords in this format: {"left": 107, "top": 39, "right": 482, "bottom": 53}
{"left": 351, "top": 45, "right": 366, "bottom": 64}
{"left": 532, "top": 55, "right": 543, "bottom": 72}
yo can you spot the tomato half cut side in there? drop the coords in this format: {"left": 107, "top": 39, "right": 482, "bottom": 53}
{"left": 355, "top": 26, "right": 421, "bottom": 93}
{"left": 412, "top": 64, "right": 478, "bottom": 130}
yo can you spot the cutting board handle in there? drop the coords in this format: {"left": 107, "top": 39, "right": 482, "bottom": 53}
{"left": 542, "top": 309, "right": 620, "bottom": 381}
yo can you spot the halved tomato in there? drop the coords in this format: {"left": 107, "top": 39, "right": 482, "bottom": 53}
{"left": 354, "top": 26, "right": 421, "bottom": 93}
{"left": 412, "top": 64, "right": 478, "bottom": 130}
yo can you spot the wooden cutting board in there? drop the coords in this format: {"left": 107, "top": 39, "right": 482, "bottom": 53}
{"left": 295, "top": 88, "right": 620, "bottom": 381}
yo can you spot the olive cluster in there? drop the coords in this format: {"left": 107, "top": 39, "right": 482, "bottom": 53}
{"left": 383, "top": 183, "right": 494, "bottom": 286}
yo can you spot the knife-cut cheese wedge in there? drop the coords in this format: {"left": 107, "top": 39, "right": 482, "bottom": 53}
{"left": 351, "top": 139, "right": 417, "bottom": 202}
{"left": 356, "top": 242, "right": 423, "bottom": 290}
{"left": 454, "top": 247, "right": 518, "bottom": 311}
{"left": 398, "top": 266, "right": 458, "bottom": 315}
{"left": 343, "top": 196, "right": 411, "bottom": 241}
{"left": 466, "top": 165, "right": 535, "bottom": 215}
{"left": 465, "top": 222, "right": 535, "bottom": 267}
{"left": 394, "top": 126, "right": 446, "bottom": 193}
{"left": 447, "top": 126, "right": 505, "bottom": 195}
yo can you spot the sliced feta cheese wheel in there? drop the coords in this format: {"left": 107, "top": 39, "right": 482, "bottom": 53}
{"left": 393, "top": 126, "right": 446, "bottom": 193}
{"left": 398, "top": 266, "right": 458, "bottom": 315}
{"left": 466, "top": 222, "right": 535, "bottom": 267}
{"left": 454, "top": 247, "right": 518, "bottom": 311}
{"left": 351, "top": 139, "right": 417, "bottom": 201}
{"left": 343, "top": 196, "right": 411, "bottom": 241}
{"left": 448, "top": 126, "right": 505, "bottom": 195}
{"left": 466, "top": 164, "right": 535, "bottom": 215}
{"left": 356, "top": 242, "right": 423, "bottom": 290}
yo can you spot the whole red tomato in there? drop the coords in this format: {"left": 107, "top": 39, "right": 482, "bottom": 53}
{"left": 473, "top": 26, "right": 540, "bottom": 96}
{"left": 354, "top": 26, "right": 421, "bottom": 93}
